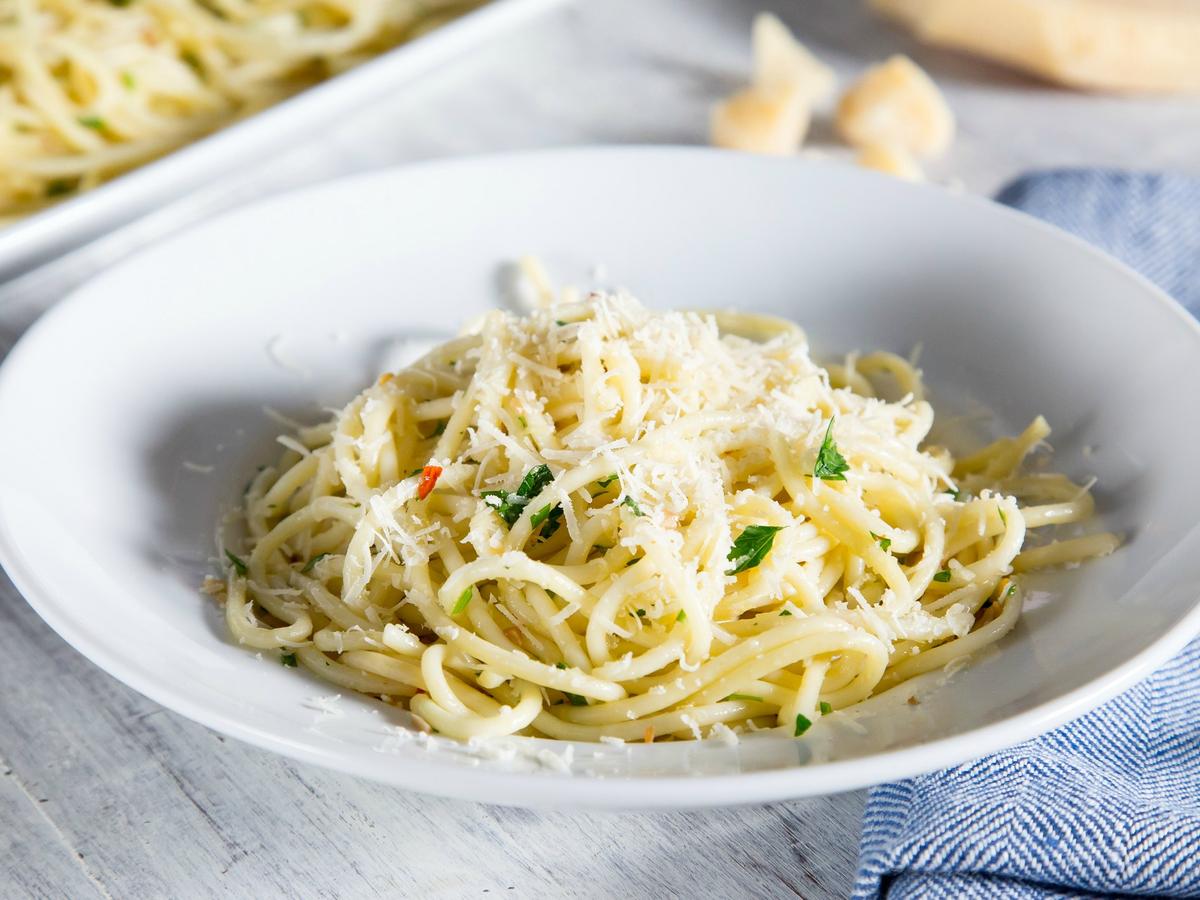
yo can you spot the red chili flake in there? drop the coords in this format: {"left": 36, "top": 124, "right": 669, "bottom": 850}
{"left": 417, "top": 465, "right": 443, "bottom": 500}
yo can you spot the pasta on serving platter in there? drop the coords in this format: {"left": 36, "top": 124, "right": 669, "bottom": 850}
{"left": 0, "top": 0, "right": 479, "bottom": 221}
{"left": 214, "top": 291, "right": 1118, "bottom": 743}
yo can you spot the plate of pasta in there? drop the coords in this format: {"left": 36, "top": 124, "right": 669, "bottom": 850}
{"left": 1, "top": 147, "right": 1199, "bottom": 808}
{"left": 0, "top": 0, "right": 560, "bottom": 277}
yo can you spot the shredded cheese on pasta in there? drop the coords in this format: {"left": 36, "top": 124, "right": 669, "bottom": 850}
{"left": 0, "top": 0, "right": 479, "bottom": 221}
{"left": 219, "top": 292, "right": 1118, "bottom": 742}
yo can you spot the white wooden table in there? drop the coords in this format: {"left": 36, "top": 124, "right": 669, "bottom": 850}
{"left": 3, "top": 2, "right": 1198, "bottom": 896}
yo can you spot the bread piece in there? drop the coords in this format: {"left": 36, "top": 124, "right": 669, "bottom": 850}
{"left": 836, "top": 55, "right": 955, "bottom": 158}
{"left": 871, "top": 0, "right": 1200, "bottom": 94}
{"left": 711, "top": 84, "right": 809, "bottom": 156}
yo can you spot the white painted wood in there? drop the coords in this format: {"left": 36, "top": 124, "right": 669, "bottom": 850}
{"left": 0, "top": 0, "right": 1195, "bottom": 896}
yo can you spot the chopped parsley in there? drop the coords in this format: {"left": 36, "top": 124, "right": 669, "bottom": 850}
{"left": 120, "top": 71, "right": 136, "bottom": 90}
{"left": 596, "top": 473, "right": 620, "bottom": 488}
{"left": 945, "top": 488, "right": 965, "bottom": 501}
{"left": 635, "top": 609, "right": 646, "bottom": 617}
{"left": 566, "top": 692, "right": 587, "bottom": 707}
{"left": 871, "top": 532, "right": 892, "bottom": 551}
{"left": 44, "top": 178, "right": 77, "bottom": 198}
{"left": 517, "top": 415, "right": 528, "bottom": 429}
{"left": 933, "top": 569, "right": 952, "bottom": 583}
{"left": 1007, "top": 583, "right": 1017, "bottom": 597}
{"left": 530, "top": 502, "right": 564, "bottom": 539}
{"left": 77, "top": 115, "right": 105, "bottom": 130}
{"left": 555, "top": 661, "right": 567, "bottom": 670}
{"left": 998, "top": 509, "right": 1007, "bottom": 525}
{"left": 224, "top": 550, "right": 247, "bottom": 576}
{"left": 726, "top": 524, "right": 784, "bottom": 576}
{"left": 794, "top": 714, "right": 813, "bottom": 736}
{"left": 813, "top": 418, "right": 849, "bottom": 481}
{"left": 621, "top": 495, "right": 644, "bottom": 516}
{"left": 555, "top": 319, "right": 567, "bottom": 326}
{"left": 181, "top": 50, "right": 203, "bottom": 73}
{"left": 452, "top": 587, "right": 473, "bottom": 615}
{"left": 676, "top": 610, "right": 687, "bottom": 622}
{"left": 726, "top": 693, "right": 763, "bottom": 703}
{"left": 280, "top": 652, "right": 297, "bottom": 667}
{"left": 779, "top": 609, "right": 793, "bottom": 616}
{"left": 301, "top": 552, "right": 329, "bottom": 573}
{"left": 408, "top": 468, "right": 424, "bottom": 477}
{"left": 482, "top": 464, "right": 555, "bottom": 526}
{"left": 431, "top": 419, "right": 447, "bottom": 437}
{"left": 819, "top": 701, "right": 833, "bottom": 716}
{"left": 109, "top": 0, "right": 133, "bottom": 7}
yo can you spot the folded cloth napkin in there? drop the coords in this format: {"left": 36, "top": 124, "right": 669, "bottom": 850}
{"left": 853, "top": 171, "right": 1200, "bottom": 900}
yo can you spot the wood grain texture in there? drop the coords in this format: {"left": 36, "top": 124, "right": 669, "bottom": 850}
{"left": 1, "top": 0, "right": 1195, "bottom": 896}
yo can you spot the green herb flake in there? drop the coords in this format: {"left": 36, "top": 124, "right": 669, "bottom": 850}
{"left": 726, "top": 693, "right": 764, "bottom": 703}
{"left": 452, "top": 587, "right": 473, "bottom": 615}
{"left": 481, "top": 463, "right": 555, "bottom": 527}
{"left": 635, "top": 609, "right": 646, "bottom": 617}
{"left": 567, "top": 693, "right": 587, "bottom": 707}
{"left": 945, "top": 488, "right": 964, "bottom": 501}
{"left": 998, "top": 509, "right": 1007, "bottom": 525}
{"left": 181, "top": 50, "right": 203, "bottom": 73}
{"left": 109, "top": 0, "right": 133, "bottom": 7}
{"left": 517, "top": 415, "right": 527, "bottom": 429}
{"left": 813, "top": 418, "right": 849, "bottom": 481}
{"left": 819, "top": 701, "right": 833, "bottom": 716}
{"left": 794, "top": 714, "right": 813, "bottom": 736}
{"left": 555, "top": 319, "right": 567, "bottom": 326}
{"left": 779, "top": 609, "right": 793, "bottom": 616}
{"left": 120, "top": 71, "right": 136, "bottom": 90}
{"left": 77, "top": 115, "right": 105, "bottom": 131}
{"left": 224, "top": 550, "right": 248, "bottom": 576}
{"left": 301, "top": 552, "right": 329, "bottom": 574}
{"left": 280, "top": 652, "right": 297, "bottom": 668}
{"left": 871, "top": 532, "right": 892, "bottom": 551}
{"left": 431, "top": 420, "right": 447, "bottom": 437}
{"left": 933, "top": 569, "right": 952, "bottom": 583}
{"left": 625, "top": 558, "right": 639, "bottom": 567}
{"left": 408, "top": 468, "right": 424, "bottom": 477}
{"left": 596, "top": 473, "right": 620, "bottom": 488}
{"left": 676, "top": 610, "right": 687, "bottom": 622}
{"left": 45, "top": 178, "right": 77, "bottom": 198}
{"left": 555, "top": 661, "right": 567, "bottom": 670}
{"left": 1007, "top": 583, "right": 1017, "bottom": 598}
{"left": 621, "top": 495, "right": 644, "bottom": 516}
{"left": 726, "top": 524, "right": 785, "bottom": 576}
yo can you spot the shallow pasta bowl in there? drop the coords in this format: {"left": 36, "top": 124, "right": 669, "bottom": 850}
{"left": 1, "top": 147, "right": 1198, "bottom": 809}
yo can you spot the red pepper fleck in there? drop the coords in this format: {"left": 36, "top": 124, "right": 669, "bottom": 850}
{"left": 417, "top": 465, "right": 442, "bottom": 500}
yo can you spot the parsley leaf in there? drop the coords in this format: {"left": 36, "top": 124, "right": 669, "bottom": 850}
{"left": 452, "top": 587, "right": 473, "bottom": 614}
{"left": 567, "top": 693, "right": 587, "bottom": 707}
{"left": 596, "top": 473, "right": 620, "bottom": 488}
{"left": 481, "top": 464, "right": 556, "bottom": 527}
{"left": 280, "top": 652, "right": 297, "bottom": 668}
{"left": 794, "top": 714, "right": 813, "bottom": 736}
{"left": 431, "top": 419, "right": 447, "bottom": 437}
{"left": 819, "top": 701, "right": 833, "bottom": 715}
{"left": 301, "top": 552, "right": 329, "bottom": 573}
{"left": 635, "top": 609, "right": 646, "bottom": 617}
{"left": 224, "top": 550, "right": 247, "bottom": 576}
{"left": 813, "top": 418, "right": 849, "bottom": 481}
{"left": 871, "top": 532, "right": 892, "bottom": 551}
{"left": 77, "top": 115, "right": 105, "bottom": 131}
{"left": 555, "top": 661, "right": 567, "bottom": 670}
{"left": 726, "top": 524, "right": 785, "bottom": 576}
{"left": 933, "top": 569, "right": 952, "bottom": 583}
{"left": 726, "top": 693, "right": 764, "bottom": 703}
{"left": 998, "top": 508, "right": 1007, "bottom": 525}
{"left": 676, "top": 610, "right": 687, "bottom": 622}
{"left": 779, "top": 609, "right": 793, "bottom": 616}
{"left": 120, "top": 71, "right": 136, "bottom": 90}
{"left": 622, "top": 495, "right": 644, "bottom": 516}
{"left": 45, "top": 178, "right": 77, "bottom": 198}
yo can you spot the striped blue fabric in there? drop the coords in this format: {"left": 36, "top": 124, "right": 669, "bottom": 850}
{"left": 853, "top": 171, "right": 1200, "bottom": 900}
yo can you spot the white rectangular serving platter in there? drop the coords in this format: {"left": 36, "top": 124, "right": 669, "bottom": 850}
{"left": 0, "top": 0, "right": 563, "bottom": 281}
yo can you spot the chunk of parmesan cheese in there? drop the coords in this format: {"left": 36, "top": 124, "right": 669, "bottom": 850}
{"left": 836, "top": 55, "right": 954, "bottom": 158}
{"left": 711, "top": 84, "right": 809, "bottom": 156}
{"left": 752, "top": 12, "right": 836, "bottom": 105}
{"left": 856, "top": 143, "right": 924, "bottom": 181}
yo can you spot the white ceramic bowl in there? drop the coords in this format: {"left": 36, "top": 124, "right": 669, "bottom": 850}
{"left": 2, "top": 148, "right": 1198, "bottom": 809}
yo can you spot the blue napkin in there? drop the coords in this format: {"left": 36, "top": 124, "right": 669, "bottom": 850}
{"left": 853, "top": 171, "right": 1200, "bottom": 900}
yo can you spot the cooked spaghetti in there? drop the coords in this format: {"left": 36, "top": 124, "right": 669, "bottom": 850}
{"left": 216, "top": 292, "right": 1118, "bottom": 742}
{"left": 0, "top": 0, "right": 479, "bottom": 221}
